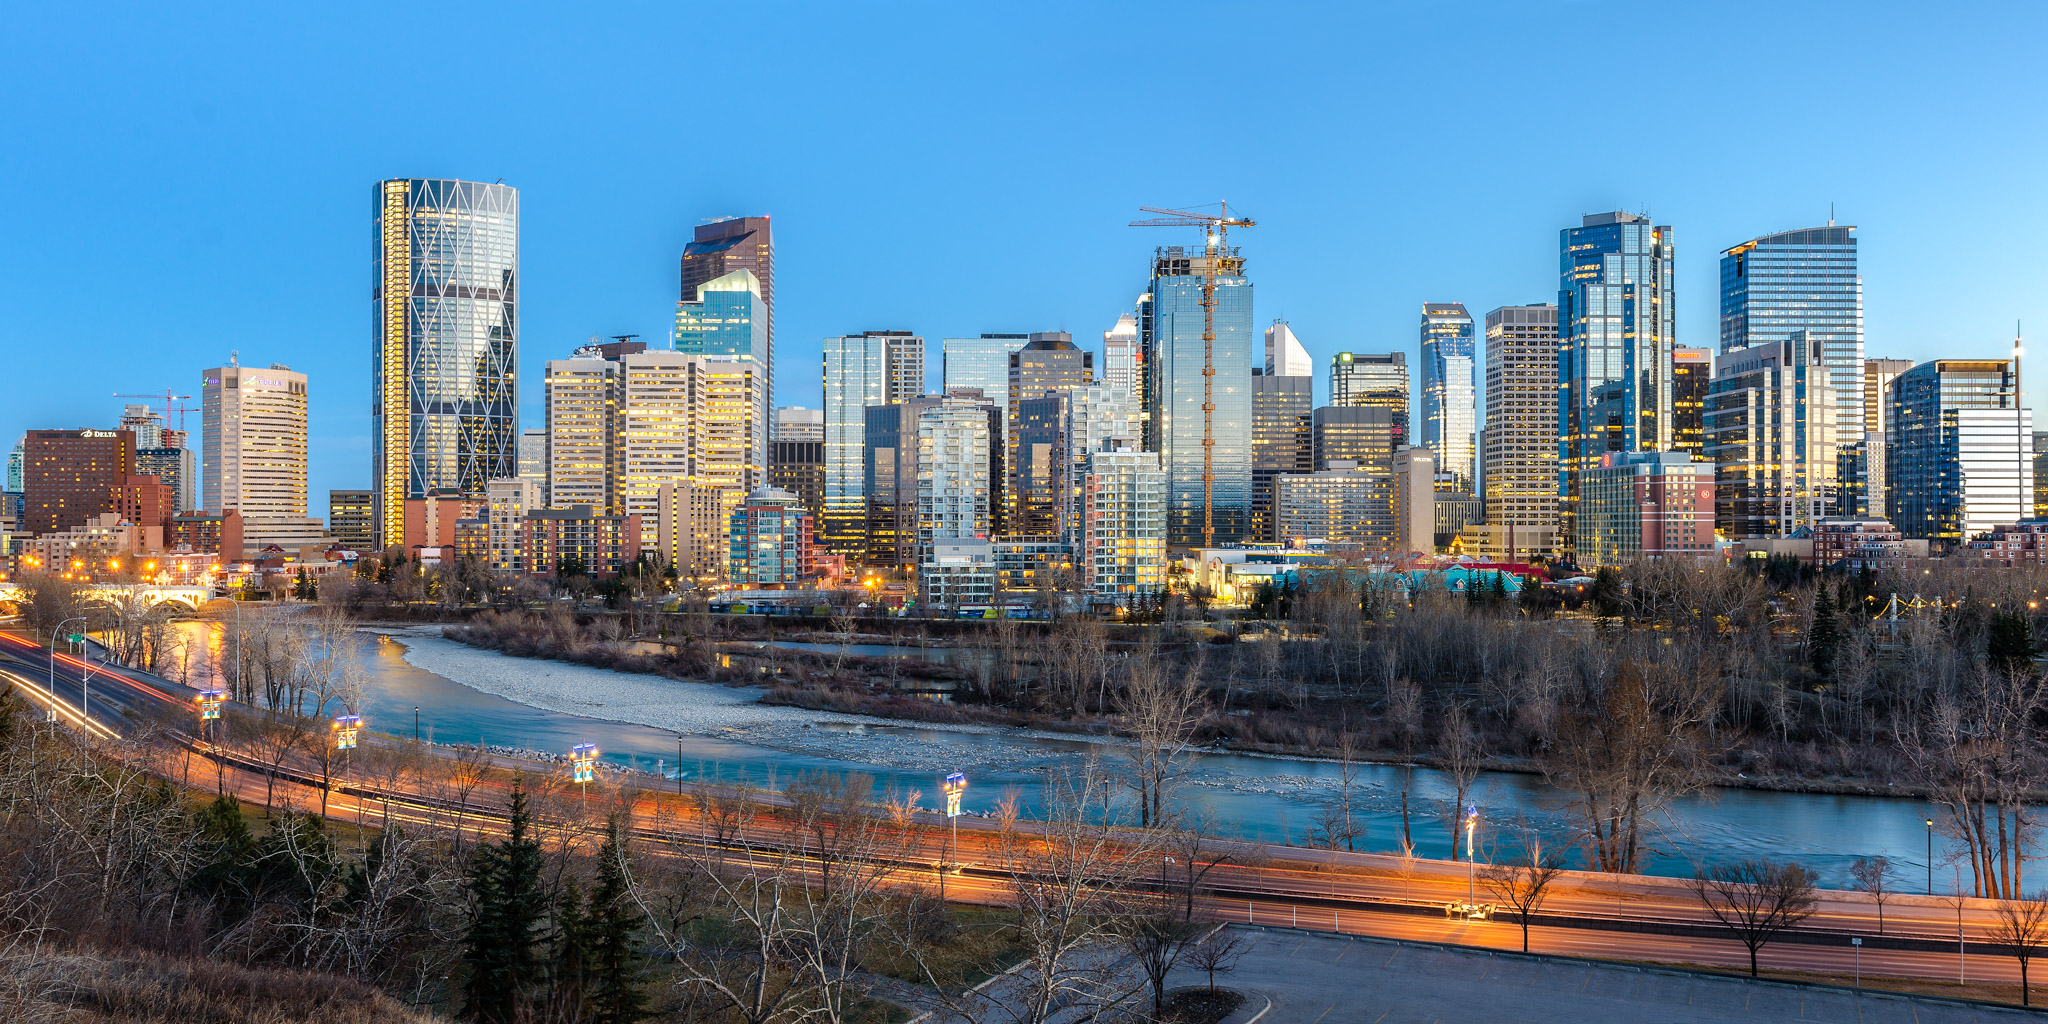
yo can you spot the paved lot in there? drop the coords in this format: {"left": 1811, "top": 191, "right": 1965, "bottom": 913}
{"left": 1167, "top": 927, "right": 2037, "bottom": 1023}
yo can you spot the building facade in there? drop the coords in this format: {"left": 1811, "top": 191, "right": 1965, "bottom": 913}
{"left": 1672, "top": 347, "right": 1710, "bottom": 453}
{"left": 1102, "top": 310, "right": 1143, "bottom": 403}
{"left": 1007, "top": 332, "right": 1094, "bottom": 533}
{"left": 1420, "top": 303, "right": 1477, "bottom": 491}
{"left": 202, "top": 361, "right": 309, "bottom": 520}
{"left": 1264, "top": 320, "right": 1313, "bottom": 378}
{"left": 1558, "top": 212, "right": 1676, "bottom": 551}
{"left": 1275, "top": 464, "right": 1390, "bottom": 550}
{"left": 822, "top": 331, "right": 924, "bottom": 555}
{"left": 1055, "top": 386, "right": 1142, "bottom": 548}
{"left": 372, "top": 178, "right": 520, "bottom": 548}
{"left": 942, "top": 334, "right": 1029, "bottom": 418}
{"left": 1250, "top": 374, "right": 1312, "bottom": 544}
{"left": 1329, "top": 352, "right": 1409, "bottom": 446}
{"left": 1143, "top": 246, "right": 1253, "bottom": 548}
{"left": 1312, "top": 405, "right": 1394, "bottom": 474}
{"left": 327, "top": 489, "right": 375, "bottom": 550}
{"left": 543, "top": 351, "right": 618, "bottom": 511}
{"left": 679, "top": 216, "right": 773, "bottom": 437}
{"left": 1706, "top": 334, "right": 1839, "bottom": 539}
{"left": 1574, "top": 451, "right": 1713, "bottom": 568}
{"left": 727, "top": 487, "right": 813, "bottom": 587}
{"left": 520, "top": 506, "right": 641, "bottom": 578}
{"left": 1888, "top": 359, "right": 2032, "bottom": 543}
{"left": 1080, "top": 445, "right": 1167, "bottom": 600}
{"left": 673, "top": 267, "right": 771, "bottom": 470}
{"left": 915, "top": 395, "right": 998, "bottom": 560}
{"left": 1482, "top": 304, "right": 1558, "bottom": 545}
{"left": 1393, "top": 447, "right": 1435, "bottom": 556}
{"left": 22, "top": 429, "right": 133, "bottom": 536}
{"left": 1720, "top": 226, "right": 1862, "bottom": 431}
{"left": 486, "top": 477, "right": 540, "bottom": 571}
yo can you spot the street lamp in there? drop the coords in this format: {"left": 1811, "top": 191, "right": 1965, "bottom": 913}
{"left": 573, "top": 743, "right": 598, "bottom": 810}
{"left": 48, "top": 615, "right": 85, "bottom": 724}
{"left": 1464, "top": 804, "right": 1479, "bottom": 906}
{"left": 414, "top": 706, "right": 421, "bottom": 743}
{"left": 1926, "top": 817, "right": 1936, "bottom": 895}
{"left": 942, "top": 772, "right": 967, "bottom": 903}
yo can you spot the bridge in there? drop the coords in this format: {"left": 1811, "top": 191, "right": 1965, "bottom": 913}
{"left": 0, "top": 583, "right": 214, "bottom": 611}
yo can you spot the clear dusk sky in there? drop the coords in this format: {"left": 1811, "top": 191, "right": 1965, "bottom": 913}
{"left": 4, "top": 2, "right": 2045, "bottom": 507}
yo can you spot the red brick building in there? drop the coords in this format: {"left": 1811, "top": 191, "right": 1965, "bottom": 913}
{"left": 23, "top": 429, "right": 134, "bottom": 535}
{"left": 169, "top": 510, "right": 244, "bottom": 556}
{"left": 111, "top": 474, "right": 176, "bottom": 541}
{"left": 521, "top": 506, "right": 642, "bottom": 578}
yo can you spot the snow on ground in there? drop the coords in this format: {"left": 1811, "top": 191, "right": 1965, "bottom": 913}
{"left": 378, "top": 629, "right": 1105, "bottom": 778}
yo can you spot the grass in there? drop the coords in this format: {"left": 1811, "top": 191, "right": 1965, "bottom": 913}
{"left": 3, "top": 945, "right": 436, "bottom": 1024}
{"left": 858, "top": 906, "right": 1031, "bottom": 994}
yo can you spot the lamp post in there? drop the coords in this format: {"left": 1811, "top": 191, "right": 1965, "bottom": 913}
{"left": 677, "top": 736, "right": 685, "bottom": 796}
{"left": 942, "top": 772, "right": 967, "bottom": 903}
{"left": 414, "top": 706, "right": 421, "bottom": 743}
{"left": 2016, "top": 327, "right": 2026, "bottom": 525}
{"left": 573, "top": 744, "right": 598, "bottom": 812}
{"left": 1926, "top": 817, "right": 1935, "bottom": 895}
{"left": 1464, "top": 804, "right": 1478, "bottom": 907}
{"left": 49, "top": 615, "right": 84, "bottom": 724}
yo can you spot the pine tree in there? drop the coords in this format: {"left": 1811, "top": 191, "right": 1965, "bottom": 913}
{"left": 1989, "top": 608, "right": 2037, "bottom": 675}
{"left": 1808, "top": 587, "right": 1841, "bottom": 680}
{"left": 549, "top": 880, "right": 591, "bottom": 1024}
{"left": 587, "top": 815, "right": 650, "bottom": 1024}
{"left": 463, "top": 778, "right": 547, "bottom": 1023}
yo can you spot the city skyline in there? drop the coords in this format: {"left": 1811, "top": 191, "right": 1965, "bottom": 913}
{"left": 6, "top": 5, "right": 2048, "bottom": 511}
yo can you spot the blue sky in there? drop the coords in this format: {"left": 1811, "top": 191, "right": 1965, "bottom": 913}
{"left": 4, "top": 2, "right": 2046, "bottom": 507}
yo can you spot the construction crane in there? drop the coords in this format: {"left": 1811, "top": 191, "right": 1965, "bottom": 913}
{"left": 113, "top": 389, "right": 197, "bottom": 433}
{"left": 1130, "top": 202, "right": 1255, "bottom": 549}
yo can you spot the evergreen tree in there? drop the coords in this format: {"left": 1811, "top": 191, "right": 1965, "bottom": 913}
{"left": 1808, "top": 587, "right": 1841, "bottom": 680}
{"left": 1989, "top": 608, "right": 2037, "bottom": 675}
{"left": 463, "top": 778, "right": 547, "bottom": 1024}
{"left": 549, "top": 880, "right": 591, "bottom": 1024}
{"left": 1589, "top": 566, "right": 1625, "bottom": 619}
{"left": 587, "top": 815, "right": 650, "bottom": 1024}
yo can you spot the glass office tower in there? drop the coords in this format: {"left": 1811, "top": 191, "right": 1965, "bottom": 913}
{"left": 675, "top": 268, "right": 771, "bottom": 470}
{"left": 680, "top": 217, "right": 773, "bottom": 433}
{"left": 1557, "top": 211, "right": 1676, "bottom": 553}
{"left": 1720, "top": 226, "right": 1862, "bottom": 428}
{"left": 1887, "top": 359, "right": 2031, "bottom": 542}
{"left": 1330, "top": 352, "right": 1410, "bottom": 446}
{"left": 371, "top": 178, "right": 520, "bottom": 548}
{"left": 943, "top": 334, "right": 1030, "bottom": 416}
{"left": 822, "top": 331, "right": 924, "bottom": 558}
{"left": 1420, "top": 303, "right": 1477, "bottom": 491}
{"left": 1141, "top": 246, "right": 1253, "bottom": 549}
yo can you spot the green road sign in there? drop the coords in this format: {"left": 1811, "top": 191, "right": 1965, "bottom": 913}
{"left": 66, "top": 634, "right": 84, "bottom": 643}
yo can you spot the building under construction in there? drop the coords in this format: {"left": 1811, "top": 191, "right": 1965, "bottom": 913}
{"left": 1138, "top": 243, "right": 1255, "bottom": 550}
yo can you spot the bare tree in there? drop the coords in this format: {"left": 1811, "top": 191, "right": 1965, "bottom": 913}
{"left": 1990, "top": 892, "right": 2048, "bottom": 1006}
{"left": 1688, "top": 858, "right": 1819, "bottom": 977}
{"left": 1119, "top": 646, "right": 1207, "bottom": 828}
{"left": 1436, "top": 703, "right": 1484, "bottom": 860}
{"left": 1542, "top": 656, "right": 1718, "bottom": 874}
{"left": 1849, "top": 855, "right": 1896, "bottom": 934}
{"left": 1184, "top": 927, "right": 1246, "bottom": 994}
{"left": 1480, "top": 833, "right": 1566, "bottom": 952}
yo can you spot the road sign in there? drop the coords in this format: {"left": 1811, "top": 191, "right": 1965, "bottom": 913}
{"left": 333, "top": 714, "right": 361, "bottom": 750}
{"left": 66, "top": 634, "right": 83, "bottom": 643}
{"left": 572, "top": 743, "right": 598, "bottom": 784}
{"left": 197, "top": 690, "right": 225, "bottom": 721}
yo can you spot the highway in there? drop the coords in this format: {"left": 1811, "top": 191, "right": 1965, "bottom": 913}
{"left": 0, "top": 626, "right": 2033, "bottom": 997}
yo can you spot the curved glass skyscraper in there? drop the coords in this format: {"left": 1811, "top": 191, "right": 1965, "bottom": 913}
{"left": 371, "top": 178, "right": 520, "bottom": 548}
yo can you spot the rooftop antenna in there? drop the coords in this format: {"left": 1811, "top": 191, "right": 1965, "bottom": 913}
{"left": 230, "top": 350, "right": 239, "bottom": 366}
{"left": 1829, "top": 202, "right": 1835, "bottom": 227}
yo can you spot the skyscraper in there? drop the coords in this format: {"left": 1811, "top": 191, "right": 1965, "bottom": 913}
{"left": 1079, "top": 445, "right": 1167, "bottom": 600}
{"left": 1720, "top": 225, "right": 1862, "bottom": 427}
{"left": 543, "top": 351, "right": 618, "bottom": 511}
{"left": 1312, "top": 406, "right": 1395, "bottom": 473}
{"left": 328, "top": 489, "right": 375, "bottom": 550}
{"left": 1888, "top": 359, "right": 2032, "bottom": 542}
{"left": 943, "top": 334, "right": 1029, "bottom": 416}
{"left": 1482, "top": 305, "right": 1559, "bottom": 543}
{"left": 1264, "top": 320, "right": 1313, "bottom": 378}
{"left": 519, "top": 427, "right": 547, "bottom": 493}
{"left": 916, "top": 393, "right": 999, "bottom": 559}
{"left": 680, "top": 216, "right": 773, "bottom": 430}
{"left": 1854, "top": 358, "right": 1916, "bottom": 517}
{"left": 1055, "top": 385, "right": 1142, "bottom": 548}
{"left": 1250, "top": 374, "right": 1312, "bottom": 543}
{"left": 22, "top": 429, "right": 133, "bottom": 535}
{"left": 1102, "top": 311, "right": 1143, "bottom": 401}
{"left": 863, "top": 395, "right": 944, "bottom": 570}
{"left": 1557, "top": 211, "right": 1676, "bottom": 552}
{"left": 1008, "top": 332, "right": 1094, "bottom": 534}
{"left": 201, "top": 360, "right": 309, "bottom": 520}
{"left": 770, "top": 408, "right": 826, "bottom": 524}
{"left": 822, "top": 331, "right": 924, "bottom": 556}
{"left": 1671, "top": 347, "right": 1711, "bottom": 453}
{"left": 1420, "top": 303, "right": 1477, "bottom": 490}
{"left": 1705, "top": 334, "right": 1839, "bottom": 539}
{"left": 1143, "top": 246, "right": 1253, "bottom": 548}
{"left": 372, "top": 178, "right": 520, "bottom": 549}
{"left": 674, "top": 266, "right": 771, "bottom": 470}
{"left": 1329, "top": 352, "right": 1409, "bottom": 446}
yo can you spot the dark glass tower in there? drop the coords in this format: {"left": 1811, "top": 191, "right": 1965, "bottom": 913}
{"left": 681, "top": 216, "right": 774, "bottom": 414}
{"left": 1720, "top": 225, "right": 1861, "bottom": 428}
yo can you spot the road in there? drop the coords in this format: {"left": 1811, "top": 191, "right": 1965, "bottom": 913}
{"left": 0, "top": 626, "right": 2032, "bottom": 998}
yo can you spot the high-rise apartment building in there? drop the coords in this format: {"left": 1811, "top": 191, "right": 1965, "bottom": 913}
{"left": 6, "top": 442, "right": 23, "bottom": 493}
{"left": 372, "top": 178, "right": 519, "bottom": 549}
{"left": 1420, "top": 303, "right": 1477, "bottom": 491}
{"left": 22, "top": 429, "right": 133, "bottom": 536}
{"left": 135, "top": 445, "right": 196, "bottom": 514}
{"left": 680, "top": 216, "right": 773, "bottom": 437}
{"left": 1720, "top": 225, "right": 1862, "bottom": 427}
{"left": 1008, "top": 332, "right": 1094, "bottom": 534}
{"left": 1706, "top": 334, "right": 1839, "bottom": 539}
{"left": 1482, "top": 305, "right": 1558, "bottom": 541}
{"left": 201, "top": 361, "right": 309, "bottom": 519}
{"left": 1055, "top": 386, "right": 1142, "bottom": 548}
{"left": 327, "top": 490, "right": 375, "bottom": 550}
{"left": 1264, "top": 320, "right": 1313, "bottom": 378}
{"left": 916, "top": 394, "right": 999, "bottom": 560}
{"left": 620, "top": 350, "right": 762, "bottom": 562}
{"left": 543, "top": 351, "right": 618, "bottom": 511}
{"left": 1574, "top": 451, "right": 1714, "bottom": 568}
{"left": 728, "top": 487, "right": 813, "bottom": 587}
{"left": 485, "top": 477, "right": 540, "bottom": 571}
{"left": 1557, "top": 212, "right": 1677, "bottom": 552}
{"left": 1079, "top": 445, "right": 1167, "bottom": 601}
{"left": 1276, "top": 465, "right": 1391, "bottom": 550}
{"left": 1888, "top": 359, "right": 2033, "bottom": 542}
{"left": 1142, "top": 246, "right": 1254, "bottom": 548}
{"left": 1102, "top": 311, "right": 1143, "bottom": 401}
{"left": 119, "top": 405, "right": 165, "bottom": 449}
{"left": 674, "top": 267, "right": 771, "bottom": 470}
{"left": 1329, "top": 352, "right": 1409, "bottom": 446}
{"left": 1250, "top": 374, "right": 1312, "bottom": 543}
{"left": 822, "top": 331, "right": 924, "bottom": 556}
{"left": 943, "top": 334, "right": 1029, "bottom": 419}
{"left": 1853, "top": 358, "right": 1917, "bottom": 518}
{"left": 863, "top": 395, "right": 944, "bottom": 570}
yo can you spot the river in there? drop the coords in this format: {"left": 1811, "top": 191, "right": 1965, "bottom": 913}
{"left": 164, "top": 621, "right": 1960, "bottom": 888}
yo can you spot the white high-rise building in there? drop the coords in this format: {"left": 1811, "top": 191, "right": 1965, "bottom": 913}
{"left": 1264, "top": 320, "right": 1313, "bottom": 379}
{"left": 1056, "top": 386, "right": 1141, "bottom": 548}
{"left": 201, "top": 360, "right": 308, "bottom": 519}
{"left": 543, "top": 353, "right": 616, "bottom": 511}
{"left": 774, "top": 407, "right": 824, "bottom": 443}
{"left": 1102, "top": 310, "right": 1142, "bottom": 399}
{"left": 1080, "top": 444, "right": 1167, "bottom": 600}
{"left": 486, "top": 477, "right": 541, "bottom": 571}
{"left": 915, "top": 395, "right": 997, "bottom": 560}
